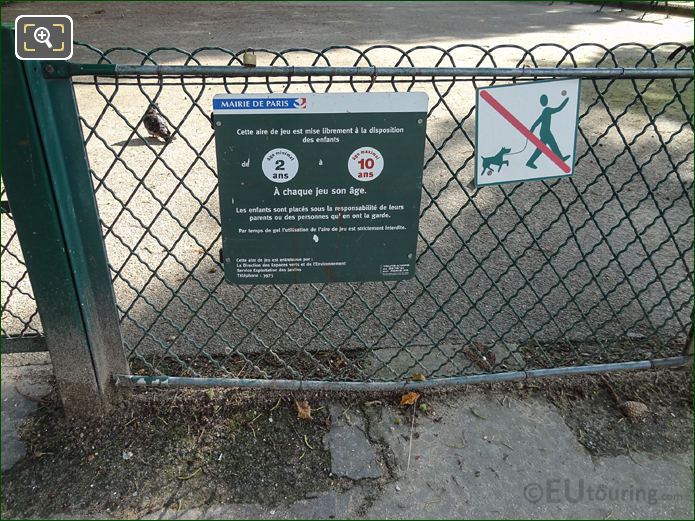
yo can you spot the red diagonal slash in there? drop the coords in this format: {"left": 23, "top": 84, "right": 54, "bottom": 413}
{"left": 480, "top": 90, "right": 571, "bottom": 173}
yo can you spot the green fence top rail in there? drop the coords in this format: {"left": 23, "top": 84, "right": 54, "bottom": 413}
{"left": 45, "top": 62, "right": 693, "bottom": 79}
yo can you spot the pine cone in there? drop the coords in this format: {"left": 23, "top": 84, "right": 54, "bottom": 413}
{"left": 621, "top": 400, "right": 649, "bottom": 422}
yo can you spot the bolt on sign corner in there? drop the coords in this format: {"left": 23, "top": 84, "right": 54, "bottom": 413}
{"left": 475, "top": 78, "right": 581, "bottom": 187}
{"left": 213, "top": 92, "right": 428, "bottom": 284}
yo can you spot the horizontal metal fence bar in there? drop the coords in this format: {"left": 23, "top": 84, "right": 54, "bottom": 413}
{"left": 114, "top": 356, "right": 692, "bottom": 391}
{"left": 1, "top": 334, "right": 48, "bottom": 354}
{"left": 56, "top": 63, "right": 693, "bottom": 79}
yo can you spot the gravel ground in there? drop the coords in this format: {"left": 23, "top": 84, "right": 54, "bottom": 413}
{"left": 1, "top": 2, "right": 693, "bottom": 378}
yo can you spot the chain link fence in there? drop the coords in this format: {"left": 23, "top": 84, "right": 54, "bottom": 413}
{"left": 6, "top": 42, "right": 692, "bottom": 382}
{"left": 1, "top": 184, "right": 44, "bottom": 351}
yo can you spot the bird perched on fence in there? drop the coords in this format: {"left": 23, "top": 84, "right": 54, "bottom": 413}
{"left": 143, "top": 104, "right": 173, "bottom": 142}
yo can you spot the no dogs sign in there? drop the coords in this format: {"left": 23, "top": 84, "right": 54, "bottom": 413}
{"left": 475, "top": 79, "right": 581, "bottom": 187}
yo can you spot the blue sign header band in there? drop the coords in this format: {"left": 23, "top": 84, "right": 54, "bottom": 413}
{"left": 213, "top": 97, "right": 307, "bottom": 110}
{"left": 213, "top": 92, "right": 427, "bottom": 115}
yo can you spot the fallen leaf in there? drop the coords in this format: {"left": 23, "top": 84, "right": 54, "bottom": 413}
{"left": 411, "top": 372, "right": 427, "bottom": 382}
{"left": 295, "top": 400, "right": 312, "bottom": 420}
{"left": 400, "top": 391, "right": 420, "bottom": 406}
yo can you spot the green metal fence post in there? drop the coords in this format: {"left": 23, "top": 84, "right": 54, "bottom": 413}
{"left": 1, "top": 25, "right": 129, "bottom": 413}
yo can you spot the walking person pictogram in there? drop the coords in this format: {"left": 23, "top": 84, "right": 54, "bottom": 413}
{"left": 525, "top": 93, "right": 571, "bottom": 169}
{"left": 475, "top": 79, "right": 580, "bottom": 186}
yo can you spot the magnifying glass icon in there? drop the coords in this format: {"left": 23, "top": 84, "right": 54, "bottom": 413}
{"left": 33, "top": 26, "right": 53, "bottom": 49}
